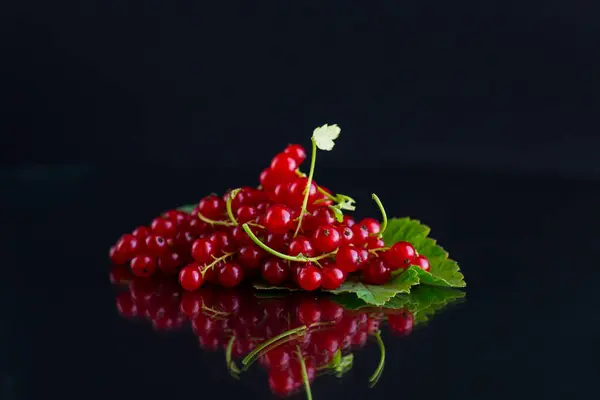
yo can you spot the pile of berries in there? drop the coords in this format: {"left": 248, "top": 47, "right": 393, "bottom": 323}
{"left": 111, "top": 269, "right": 415, "bottom": 397}
{"left": 109, "top": 141, "right": 431, "bottom": 292}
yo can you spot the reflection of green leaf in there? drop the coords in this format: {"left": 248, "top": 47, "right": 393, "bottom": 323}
{"left": 332, "top": 285, "right": 465, "bottom": 325}
{"left": 177, "top": 204, "right": 196, "bottom": 214}
{"left": 383, "top": 218, "right": 466, "bottom": 288}
{"left": 253, "top": 282, "right": 302, "bottom": 292}
{"left": 324, "top": 267, "right": 420, "bottom": 306}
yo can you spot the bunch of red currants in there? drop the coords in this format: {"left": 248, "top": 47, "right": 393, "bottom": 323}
{"left": 109, "top": 142, "right": 431, "bottom": 292}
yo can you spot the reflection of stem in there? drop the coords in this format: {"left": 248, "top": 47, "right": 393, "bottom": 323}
{"left": 294, "top": 138, "right": 318, "bottom": 237}
{"left": 225, "top": 189, "right": 241, "bottom": 225}
{"left": 225, "top": 336, "right": 240, "bottom": 378}
{"left": 198, "top": 211, "right": 234, "bottom": 227}
{"left": 371, "top": 193, "right": 388, "bottom": 237}
{"left": 242, "top": 325, "right": 307, "bottom": 366}
{"left": 296, "top": 345, "right": 313, "bottom": 400}
{"left": 369, "top": 331, "right": 386, "bottom": 387}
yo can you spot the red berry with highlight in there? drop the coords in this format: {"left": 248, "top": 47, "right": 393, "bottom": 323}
{"left": 362, "top": 259, "right": 391, "bottom": 284}
{"left": 261, "top": 258, "right": 289, "bottom": 285}
{"left": 339, "top": 225, "right": 354, "bottom": 245}
{"left": 321, "top": 265, "right": 346, "bottom": 290}
{"left": 288, "top": 236, "right": 316, "bottom": 257}
{"left": 284, "top": 144, "right": 307, "bottom": 164}
{"left": 365, "top": 236, "right": 385, "bottom": 250}
{"left": 179, "top": 263, "right": 204, "bottom": 291}
{"left": 386, "top": 241, "right": 416, "bottom": 270}
{"left": 359, "top": 218, "right": 381, "bottom": 235}
{"left": 130, "top": 255, "right": 156, "bottom": 277}
{"left": 270, "top": 153, "right": 298, "bottom": 178}
{"left": 312, "top": 224, "right": 341, "bottom": 253}
{"left": 218, "top": 262, "right": 244, "bottom": 288}
{"left": 150, "top": 218, "right": 177, "bottom": 238}
{"left": 297, "top": 263, "right": 322, "bottom": 291}
{"left": 264, "top": 204, "right": 294, "bottom": 234}
{"left": 351, "top": 224, "right": 369, "bottom": 246}
{"left": 191, "top": 238, "right": 216, "bottom": 264}
{"left": 335, "top": 245, "right": 361, "bottom": 273}
{"left": 413, "top": 254, "right": 430, "bottom": 272}
{"left": 237, "top": 245, "right": 264, "bottom": 269}
{"left": 198, "top": 195, "right": 226, "bottom": 220}
{"left": 145, "top": 235, "right": 169, "bottom": 257}
{"left": 235, "top": 205, "right": 257, "bottom": 223}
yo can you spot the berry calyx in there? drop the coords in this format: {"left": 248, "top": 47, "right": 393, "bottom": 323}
{"left": 312, "top": 224, "right": 341, "bottom": 253}
{"left": 130, "top": 254, "right": 156, "bottom": 277}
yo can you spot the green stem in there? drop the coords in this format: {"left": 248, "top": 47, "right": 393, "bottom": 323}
{"left": 200, "top": 252, "right": 235, "bottom": 277}
{"left": 317, "top": 185, "right": 337, "bottom": 201}
{"left": 296, "top": 345, "right": 313, "bottom": 400}
{"left": 225, "top": 335, "right": 240, "bottom": 377}
{"left": 368, "top": 246, "right": 390, "bottom": 255}
{"left": 371, "top": 193, "right": 388, "bottom": 236}
{"left": 242, "top": 223, "right": 336, "bottom": 263}
{"left": 198, "top": 211, "right": 235, "bottom": 227}
{"left": 241, "top": 325, "right": 307, "bottom": 366}
{"left": 368, "top": 331, "right": 386, "bottom": 386}
{"left": 225, "top": 188, "right": 241, "bottom": 225}
{"left": 294, "top": 138, "right": 318, "bottom": 237}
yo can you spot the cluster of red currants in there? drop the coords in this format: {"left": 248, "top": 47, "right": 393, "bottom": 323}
{"left": 111, "top": 269, "right": 415, "bottom": 397}
{"left": 109, "top": 143, "right": 431, "bottom": 292}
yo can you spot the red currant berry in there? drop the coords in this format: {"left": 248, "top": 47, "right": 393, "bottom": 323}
{"left": 357, "top": 247, "right": 370, "bottom": 269}
{"left": 335, "top": 245, "right": 361, "bottom": 273}
{"left": 186, "top": 217, "right": 208, "bottom": 236}
{"left": 288, "top": 236, "right": 316, "bottom": 257}
{"left": 217, "top": 262, "right": 244, "bottom": 288}
{"left": 358, "top": 218, "right": 381, "bottom": 235}
{"left": 173, "top": 230, "right": 196, "bottom": 251}
{"left": 150, "top": 218, "right": 177, "bottom": 238}
{"left": 144, "top": 235, "right": 169, "bottom": 257}
{"left": 365, "top": 236, "right": 385, "bottom": 250}
{"left": 162, "top": 210, "right": 189, "bottom": 226}
{"left": 311, "top": 207, "right": 335, "bottom": 226}
{"left": 270, "top": 152, "right": 298, "bottom": 179}
{"left": 261, "top": 258, "right": 289, "bottom": 285}
{"left": 231, "top": 225, "right": 254, "bottom": 246}
{"left": 158, "top": 251, "right": 183, "bottom": 274}
{"left": 130, "top": 255, "right": 156, "bottom": 277}
{"left": 259, "top": 168, "right": 278, "bottom": 191}
{"left": 362, "top": 258, "right": 391, "bottom": 284}
{"left": 256, "top": 201, "right": 271, "bottom": 212}
{"left": 179, "top": 263, "right": 204, "bottom": 291}
{"left": 413, "top": 254, "right": 430, "bottom": 272}
{"left": 191, "top": 238, "right": 216, "bottom": 264}
{"left": 209, "top": 231, "right": 235, "bottom": 255}
{"left": 132, "top": 226, "right": 151, "bottom": 239}
{"left": 287, "top": 178, "right": 318, "bottom": 207}
{"left": 115, "top": 234, "right": 143, "bottom": 261}
{"left": 198, "top": 195, "right": 226, "bottom": 220}
{"left": 312, "top": 224, "right": 341, "bottom": 253}
{"left": 283, "top": 144, "right": 307, "bottom": 164}
{"left": 237, "top": 245, "right": 265, "bottom": 269}
{"left": 264, "top": 204, "right": 294, "bottom": 234}
{"left": 339, "top": 224, "right": 354, "bottom": 245}
{"left": 271, "top": 182, "right": 290, "bottom": 204}
{"left": 265, "top": 232, "right": 292, "bottom": 252}
{"left": 109, "top": 245, "right": 127, "bottom": 265}
{"left": 388, "top": 309, "right": 414, "bottom": 335}
{"left": 235, "top": 205, "right": 257, "bottom": 223}
{"left": 321, "top": 265, "right": 346, "bottom": 290}
{"left": 351, "top": 224, "right": 369, "bottom": 246}
{"left": 297, "top": 263, "right": 322, "bottom": 291}
{"left": 343, "top": 215, "right": 356, "bottom": 227}
{"left": 386, "top": 241, "right": 416, "bottom": 270}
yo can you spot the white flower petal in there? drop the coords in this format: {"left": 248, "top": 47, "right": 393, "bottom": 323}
{"left": 312, "top": 123, "right": 341, "bottom": 151}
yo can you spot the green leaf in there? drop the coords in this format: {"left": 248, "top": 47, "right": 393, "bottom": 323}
{"left": 329, "top": 206, "right": 345, "bottom": 223}
{"left": 326, "top": 267, "right": 420, "bottom": 306}
{"left": 383, "top": 218, "right": 466, "bottom": 288}
{"left": 177, "top": 204, "right": 196, "bottom": 214}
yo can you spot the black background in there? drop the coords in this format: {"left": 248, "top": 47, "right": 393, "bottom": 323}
{"left": 2, "top": 2, "right": 600, "bottom": 400}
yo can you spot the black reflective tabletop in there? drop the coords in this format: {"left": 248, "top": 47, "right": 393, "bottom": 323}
{"left": 2, "top": 166, "right": 598, "bottom": 400}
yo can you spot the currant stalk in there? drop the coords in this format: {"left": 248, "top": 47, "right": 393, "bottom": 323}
{"left": 242, "top": 223, "right": 337, "bottom": 263}
{"left": 371, "top": 193, "right": 388, "bottom": 237}
{"left": 225, "top": 335, "right": 241, "bottom": 378}
{"left": 197, "top": 211, "right": 235, "bottom": 227}
{"left": 200, "top": 251, "right": 236, "bottom": 277}
{"left": 294, "top": 137, "right": 318, "bottom": 237}
{"left": 225, "top": 188, "right": 241, "bottom": 225}
{"left": 241, "top": 325, "right": 307, "bottom": 367}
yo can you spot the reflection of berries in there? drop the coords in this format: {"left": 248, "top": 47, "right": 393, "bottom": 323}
{"left": 388, "top": 309, "right": 414, "bottom": 335}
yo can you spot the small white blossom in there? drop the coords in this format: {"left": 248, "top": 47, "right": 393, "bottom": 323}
{"left": 312, "top": 123, "right": 341, "bottom": 151}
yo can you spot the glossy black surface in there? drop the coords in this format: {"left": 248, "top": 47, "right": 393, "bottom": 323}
{"left": 2, "top": 166, "right": 598, "bottom": 399}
